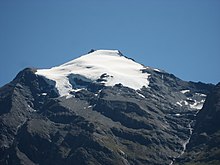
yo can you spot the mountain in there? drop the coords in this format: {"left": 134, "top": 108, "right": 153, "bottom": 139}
{"left": 0, "top": 50, "right": 216, "bottom": 165}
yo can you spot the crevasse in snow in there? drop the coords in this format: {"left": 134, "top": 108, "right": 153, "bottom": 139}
{"left": 36, "top": 50, "right": 150, "bottom": 96}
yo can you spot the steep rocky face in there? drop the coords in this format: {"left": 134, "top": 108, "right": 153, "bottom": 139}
{"left": 0, "top": 50, "right": 215, "bottom": 165}
{"left": 176, "top": 83, "right": 220, "bottom": 165}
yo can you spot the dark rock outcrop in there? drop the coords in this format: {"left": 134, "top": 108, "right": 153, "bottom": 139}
{"left": 176, "top": 83, "right": 220, "bottom": 165}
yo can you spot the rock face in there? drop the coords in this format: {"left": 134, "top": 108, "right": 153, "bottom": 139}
{"left": 0, "top": 50, "right": 216, "bottom": 165}
{"left": 176, "top": 83, "right": 220, "bottom": 165}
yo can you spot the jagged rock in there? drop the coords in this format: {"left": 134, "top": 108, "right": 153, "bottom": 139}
{"left": 175, "top": 83, "right": 220, "bottom": 165}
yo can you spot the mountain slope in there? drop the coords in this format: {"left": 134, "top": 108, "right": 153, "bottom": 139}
{"left": 0, "top": 50, "right": 215, "bottom": 165}
{"left": 176, "top": 83, "right": 220, "bottom": 165}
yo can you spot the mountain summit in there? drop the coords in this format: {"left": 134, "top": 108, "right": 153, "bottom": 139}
{"left": 0, "top": 50, "right": 218, "bottom": 165}
{"left": 36, "top": 50, "right": 150, "bottom": 96}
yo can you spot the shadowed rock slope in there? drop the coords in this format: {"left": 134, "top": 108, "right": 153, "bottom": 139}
{"left": 176, "top": 83, "right": 220, "bottom": 165}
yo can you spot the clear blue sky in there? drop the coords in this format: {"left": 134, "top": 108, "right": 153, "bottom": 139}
{"left": 0, "top": 0, "right": 220, "bottom": 87}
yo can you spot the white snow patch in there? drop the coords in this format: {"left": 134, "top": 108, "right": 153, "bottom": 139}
{"left": 176, "top": 99, "right": 205, "bottom": 110}
{"left": 65, "top": 94, "right": 73, "bottom": 99}
{"left": 119, "top": 149, "right": 125, "bottom": 155}
{"left": 176, "top": 100, "right": 188, "bottom": 106}
{"left": 153, "top": 68, "right": 161, "bottom": 72}
{"left": 73, "top": 88, "right": 83, "bottom": 92}
{"left": 195, "top": 93, "right": 207, "bottom": 97}
{"left": 187, "top": 98, "right": 193, "bottom": 101}
{"left": 36, "top": 50, "right": 150, "bottom": 97}
{"left": 27, "top": 104, "right": 37, "bottom": 112}
{"left": 176, "top": 101, "right": 182, "bottom": 107}
{"left": 180, "top": 90, "right": 190, "bottom": 94}
{"left": 189, "top": 99, "right": 205, "bottom": 109}
{"left": 183, "top": 100, "right": 188, "bottom": 106}
{"left": 136, "top": 92, "right": 145, "bottom": 98}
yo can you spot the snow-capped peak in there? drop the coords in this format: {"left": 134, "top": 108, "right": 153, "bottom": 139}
{"left": 36, "top": 49, "right": 150, "bottom": 97}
